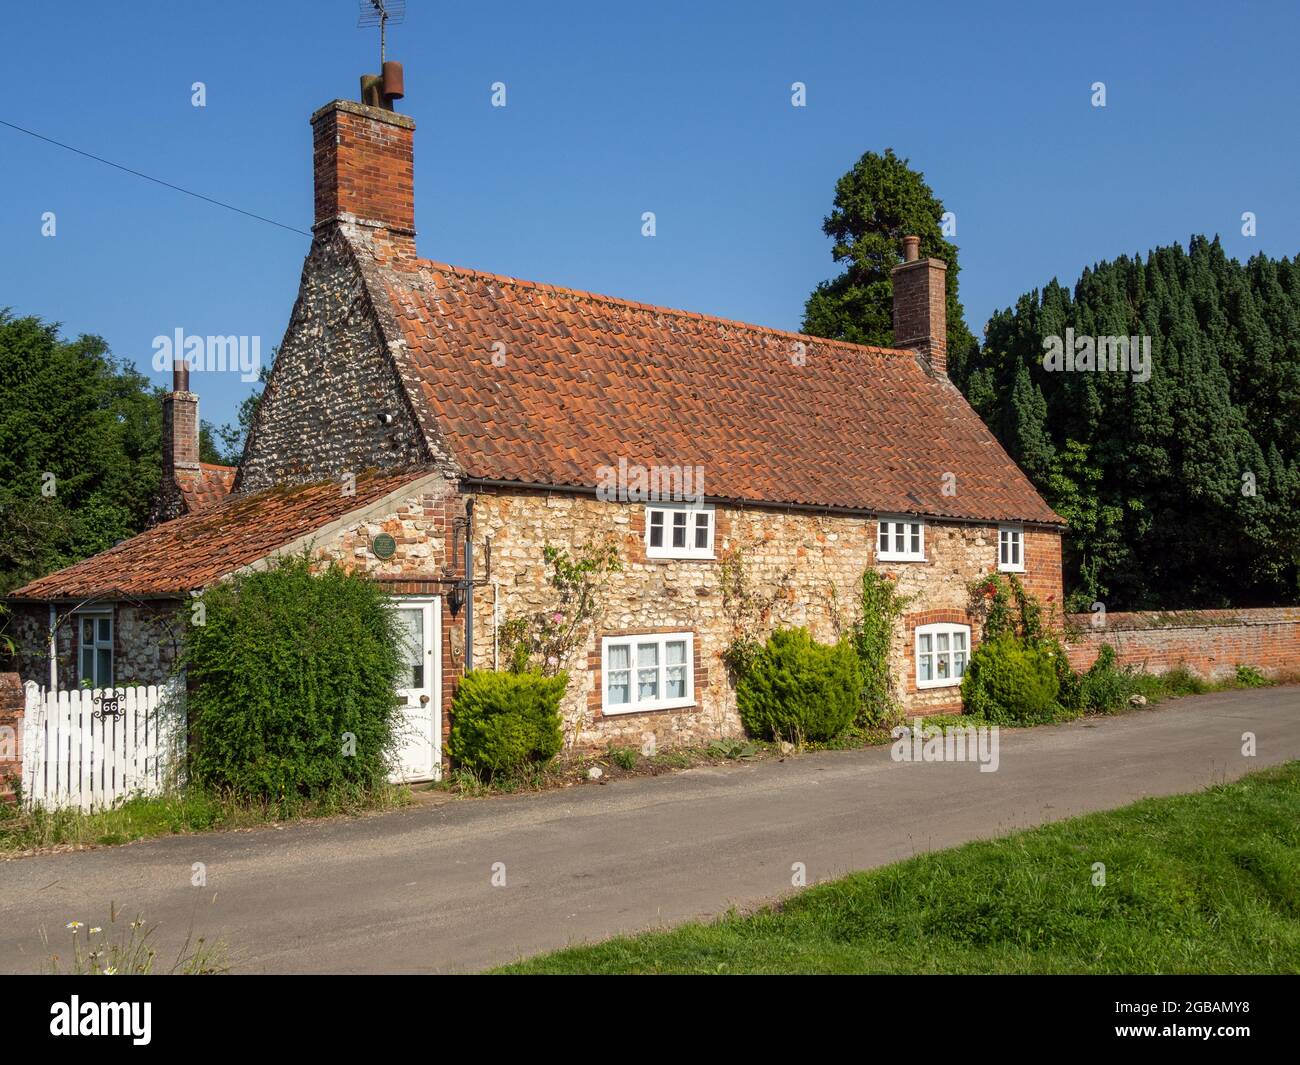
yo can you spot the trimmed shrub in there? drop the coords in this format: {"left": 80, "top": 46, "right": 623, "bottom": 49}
{"left": 960, "top": 635, "right": 1061, "bottom": 725}
{"left": 185, "top": 556, "right": 403, "bottom": 801}
{"left": 736, "top": 628, "right": 862, "bottom": 742}
{"left": 450, "top": 670, "right": 566, "bottom": 777}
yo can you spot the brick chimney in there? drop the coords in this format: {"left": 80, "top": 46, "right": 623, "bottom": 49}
{"left": 311, "top": 99, "right": 416, "bottom": 256}
{"left": 162, "top": 358, "right": 199, "bottom": 483}
{"left": 892, "top": 235, "right": 948, "bottom": 376}
{"left": 148, "top": 357, "right": 201, "bottom": 524}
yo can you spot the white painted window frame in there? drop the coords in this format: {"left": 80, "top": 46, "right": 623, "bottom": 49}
{"left": 877, "top": 516, "right": 927, "bottom": 562}
{"left": 75, "top": 609, "right": 114, "bottom": 689}
{"left": 645, "top": 503, "right": 715, "bottom": 560}
{"left": 915, "top": 622, "right": 971, "bottom": 690}
{"left": 998, "top": 524, "right": 1025, "bottom": 572}
{"left": 601, "top": 632, "right": 695, "bottom": 714}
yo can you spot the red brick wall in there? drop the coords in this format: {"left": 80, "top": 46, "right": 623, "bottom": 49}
{"left": 1020, "top": 527, "right": 1065, "bottom": 623}
{"left": 0, "top": 673, "right": 24, "bottom": 804}
{"left": 1064, "top": 608, "right": 1300, "bottom": 679}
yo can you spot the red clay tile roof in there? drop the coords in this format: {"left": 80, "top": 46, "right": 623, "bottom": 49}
{"left": 177, "top": 463, "right": 237, "bottom": 513}
{"left": 372, "top": 254, "right": 1063, "bottom": 526}
{"left": 10, "top": 470, "right": 427, "bottom": 601}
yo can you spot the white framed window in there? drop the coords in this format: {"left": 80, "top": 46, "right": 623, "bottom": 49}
{"left": 645, "top": 504, "right": 714, "bottom": 560}
{"left": 77, "top": 611, "right": 114, "bottom": 689}
{"left": 602, "top": 632, "right": 695, "bottom": 714}
{"left": 916, "top": 623, "right": 970, "bottom": 689}
{"left": 999, "top": 525, "right": 1024, "bottom": 572}
{"left": 877, "top": 517, "right": 926, "bottom": 561}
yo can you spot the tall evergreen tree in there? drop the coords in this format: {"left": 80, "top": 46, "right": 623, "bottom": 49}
{"left": 957, "top": 237, "right": 1300, "bottom": 610}
{"left": 802, "top": 148, "right": 978, "bottom": 379}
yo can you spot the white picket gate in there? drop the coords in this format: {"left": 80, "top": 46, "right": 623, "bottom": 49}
{"left": 21, "top": 679, "right": 186, "bottom": 811}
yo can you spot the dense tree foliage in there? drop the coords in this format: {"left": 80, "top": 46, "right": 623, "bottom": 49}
{"left": 957, "top": 237, "right": 1300, "bottom": 610}
{"left": 802, "top": 148, "right": 978, "bottom": 380}
{"left": 0, "top": 312, "right": 162, "bottom": 595}
{"left": 0, "top": 313, "right": 261, "bottom": 597}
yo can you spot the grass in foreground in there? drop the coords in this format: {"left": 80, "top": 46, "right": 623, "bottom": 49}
{"left": 0, "top": 783, "right": 411, "bottom": 855}
{"left": 497, "top": 761, "right": 1300, "bottom": 974}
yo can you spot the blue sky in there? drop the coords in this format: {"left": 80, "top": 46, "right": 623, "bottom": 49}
{"left": 3, "top": 0, "right": 1297, "bottom": 429}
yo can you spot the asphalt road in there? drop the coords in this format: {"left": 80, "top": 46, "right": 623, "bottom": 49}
{"left": 2, "top": 686, "right": 1296, "bottom": 973}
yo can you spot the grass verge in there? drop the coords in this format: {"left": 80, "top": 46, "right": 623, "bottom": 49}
{"left": 0, "top": 783, "right": 411, "bottom": 856}
{"left": 496, "top": 761, "right": 1300, "bottom": 974}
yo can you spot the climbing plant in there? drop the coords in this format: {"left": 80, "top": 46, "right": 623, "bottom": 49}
{"left": 851, "top": 569, "right": 911, "bottom": 727}
{"left": 501, "top": 537, "right": 621, "bottom": 676}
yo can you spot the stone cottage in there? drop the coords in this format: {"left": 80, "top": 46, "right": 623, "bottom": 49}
{"left": 8, "top": 81, "right": 1064, "bottom": 778}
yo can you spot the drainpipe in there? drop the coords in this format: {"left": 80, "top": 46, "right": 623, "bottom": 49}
{"left": 464, "top": 498, "right": 474, "bottom": 672}
{"left": 492, "top": 579, "right": 500, "bottom": 671}
{"left": 48, "top": 604, "right": 57, "bottom": 690}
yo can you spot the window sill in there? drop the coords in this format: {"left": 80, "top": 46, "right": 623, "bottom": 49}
{"left": 878, "top": 555, "right": 927, "bottom": 564}
{"left": 998, "top": 565, "right": 1026, "bottom": 574}
{"left": 916, "top": 679, "right": 963, "bottom": 691}
{"left": 602, "top": 699, "right": 697, "bottom": 717}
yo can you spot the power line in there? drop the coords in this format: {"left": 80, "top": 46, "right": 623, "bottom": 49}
{"left": 0, "top": 117, "right": 310, "bottom": 237}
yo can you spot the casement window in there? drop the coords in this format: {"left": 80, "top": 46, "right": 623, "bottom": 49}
{"left": 916, "top": 623, "right": 970, "bottom": 689}
{"left": 645, "top": 504, "right": 714, "bottom": 560}
{"left": 877, "top": 517, "right": 926, "bottom": 562}
{"left": 77, "top": 612, "right": 114, "bottom": 689}
{"left": 602, "top": 632, "right": 694, "bottom": 714}
{"left": 998, "top": 525, "right": 1025, "bottom": 572}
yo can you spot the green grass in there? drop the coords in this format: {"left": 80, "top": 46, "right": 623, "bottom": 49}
{"left": 0, "top": 783, "right": 411, "bottom": 855}
{"left": 497, "top": 761, "right": 1300, "bottom": 974}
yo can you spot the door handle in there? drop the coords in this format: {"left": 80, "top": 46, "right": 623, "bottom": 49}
{"left": 420, "top": 694, "right": 430, "bottom": 705}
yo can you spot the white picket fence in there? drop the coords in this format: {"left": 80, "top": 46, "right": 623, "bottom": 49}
{"left": 21, "top": 679, "right": 186, "bottom": 811}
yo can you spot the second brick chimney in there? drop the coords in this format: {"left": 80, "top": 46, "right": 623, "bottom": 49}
{"left": 162, "top": 358, "right": 199, "bottom": 484}
{"left": 892, "top": 235, "right": 948, "bottom": 376}
{"left": 311, "top": 99, "right": 416, "bottom": 257}
{"left": 149, "top": 357, "right": 201, "bottom": 523}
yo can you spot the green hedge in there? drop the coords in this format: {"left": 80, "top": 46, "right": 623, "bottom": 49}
{"left": 450, "top": 670, "right": 566, "bottom": 776}
{"left": 737, "top": 627, "right": 861, "bottom": 742}
{"left": 960, "top": 635, "right": 1061, "bottom": 725}
{"left": 184, "top": 556, "right": 404, "bottom": 800}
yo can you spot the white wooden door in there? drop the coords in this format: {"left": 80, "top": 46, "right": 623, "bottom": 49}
{"left": 388, "top": 598, "right": 441, "bottom": 782}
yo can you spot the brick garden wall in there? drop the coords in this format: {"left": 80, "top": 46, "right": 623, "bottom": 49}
{"left": 1064, "top": 607, "right": 1300, "bottom": 680}
{"left": 0, "top": 673, "right": 24, "bottom": 803}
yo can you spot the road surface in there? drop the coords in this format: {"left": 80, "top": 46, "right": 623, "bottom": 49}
{"left": 1, "top": 686, "right": 1295, "bottom": 973}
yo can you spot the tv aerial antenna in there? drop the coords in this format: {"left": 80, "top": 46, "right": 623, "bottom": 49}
{"left": 358, "top": 0, "right": 406, "bottom": 68}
